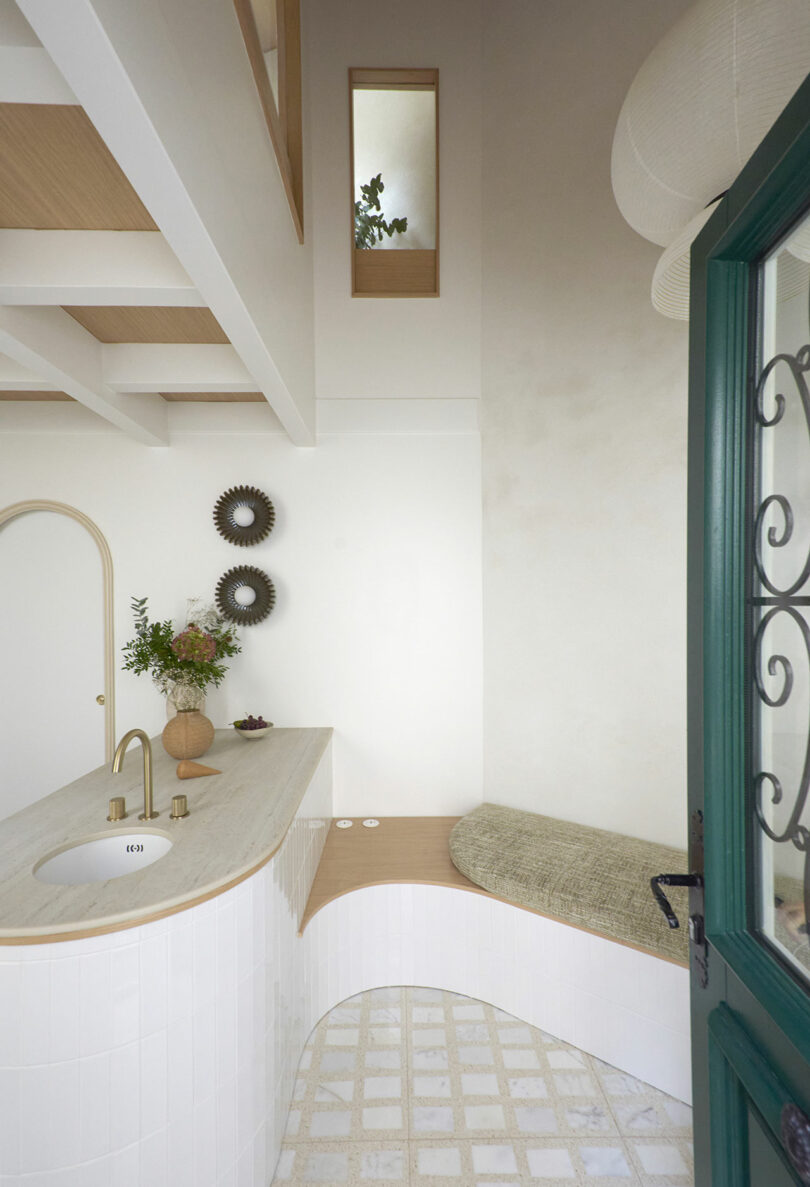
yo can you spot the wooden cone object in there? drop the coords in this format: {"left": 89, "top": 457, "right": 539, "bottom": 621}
{"left": 176, "top": 760, "right": 221, "bottom": 780}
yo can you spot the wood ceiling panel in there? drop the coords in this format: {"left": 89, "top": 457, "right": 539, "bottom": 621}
{"left": 0, "top": 105, "right": 156, "bottom": 230}
{"left": 160, "top": 392, "right": 265, "bottom": 402}
{"left": 63, "top": 306, "right": 229, "bottom": 344}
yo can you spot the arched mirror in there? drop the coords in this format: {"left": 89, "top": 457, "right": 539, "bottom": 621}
{"left": 0, "top": 501, "right": 114, "bottom": 821}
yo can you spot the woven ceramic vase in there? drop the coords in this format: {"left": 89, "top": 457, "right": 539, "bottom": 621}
{"left": 161, "top": 709, "right": 215, "bottom": 759}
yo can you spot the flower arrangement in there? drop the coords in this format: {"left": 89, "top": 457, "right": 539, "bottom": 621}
{"left": 122, "top": 596, "right": 241, "bottom": 709}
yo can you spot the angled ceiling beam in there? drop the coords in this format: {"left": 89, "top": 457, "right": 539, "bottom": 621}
{"left": 0, "top": 230, "right": 204, "bottom": 306}
{"left": 0, "top": 305, "right": 167, "bottom": 445}
{"left": 0, "top": 351, "right": 50, "bottom": 390}
{"left": 18, "top": 0, "right": 316, "bottom": 446}
{"left": 102, "top": 344, "right": 255, "bottom": 393}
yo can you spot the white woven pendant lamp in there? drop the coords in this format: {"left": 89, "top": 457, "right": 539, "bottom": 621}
{"left": 612, "top": 0, "right": 810, "bottom": 319}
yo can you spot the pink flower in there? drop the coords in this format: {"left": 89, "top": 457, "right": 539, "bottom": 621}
{"left": 171, "top": 626, "right": 216, "bottom": 662}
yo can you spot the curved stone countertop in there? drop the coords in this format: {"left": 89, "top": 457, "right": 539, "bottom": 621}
{"left": 0, "top": 727, "right": 332, "bottom": 943}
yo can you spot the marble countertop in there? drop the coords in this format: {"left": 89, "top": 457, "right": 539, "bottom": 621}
{"left": 0, "top": 727, "right": 332, "bottom": 941}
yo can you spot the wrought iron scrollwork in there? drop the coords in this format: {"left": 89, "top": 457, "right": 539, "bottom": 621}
{"left": 752, "top": 342, "right": 810, "bottom": 955}
{"left": 754, "top": 348, "right": 810, "bottom": 596}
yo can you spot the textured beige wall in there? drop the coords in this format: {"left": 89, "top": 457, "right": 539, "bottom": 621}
{"left": 306, "top": 0, "right": 482, "bottom": 401}
{"left": 481, "top": 0, "right": 693, "bottom": 846}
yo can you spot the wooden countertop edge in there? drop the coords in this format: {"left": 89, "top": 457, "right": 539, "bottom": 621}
{"left": 299, "top": 876, "right": 690, "bottom": 969}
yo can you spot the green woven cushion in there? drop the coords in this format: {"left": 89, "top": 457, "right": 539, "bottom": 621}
{"left": 449, "top": 803, "right": 689, "bottom": 964}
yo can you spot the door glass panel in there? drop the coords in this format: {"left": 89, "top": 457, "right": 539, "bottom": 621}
{"left": 753, "top": 209, "right": 810, "bottom": 983}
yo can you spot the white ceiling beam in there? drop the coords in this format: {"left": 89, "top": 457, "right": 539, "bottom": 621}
{"left": 0, "top": 351, "right": 49, "bottom": 390}
{"left": 102, "top": 343, "right": 255, "bottom": 393}
{"left": 18, "top": 0, "right": 316, "bottom": 446}
{"left": 0, "top": 230, "right": 204, "bottom": 306}
{"left": 0, "top": 44, "right": 77, "bottom": 102}
{"left": 0, "top": 306, "right": 168, "bottom": 445}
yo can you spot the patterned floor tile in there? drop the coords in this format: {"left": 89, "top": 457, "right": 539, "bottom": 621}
{"left": 271, "top": 987, "right": 694, "bottom": 1186}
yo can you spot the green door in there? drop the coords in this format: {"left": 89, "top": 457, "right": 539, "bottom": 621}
{"left": 689, "top": 74, "right": 810, "bottom": 1185}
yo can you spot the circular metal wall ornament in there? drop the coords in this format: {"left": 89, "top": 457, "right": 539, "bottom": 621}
{"left": 215, "top": 565, "right": 276, "bottom": 626}
{"left": 213, "top": 485, "right": 275, "bottom": 547}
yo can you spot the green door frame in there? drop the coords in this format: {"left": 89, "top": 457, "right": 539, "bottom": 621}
{"left": 689, "top": 71, "right": 810, "bottom": 1184}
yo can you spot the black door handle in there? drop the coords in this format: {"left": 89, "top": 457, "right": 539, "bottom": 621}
{"left": 650, "top": 873, "right": 704, "bottom": 929}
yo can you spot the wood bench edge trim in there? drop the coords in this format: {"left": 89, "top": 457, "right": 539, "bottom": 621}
{"left": 299, "top": 876, "right": 689, "bottom": 968}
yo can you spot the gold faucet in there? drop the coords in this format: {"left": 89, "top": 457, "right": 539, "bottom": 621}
{"left": 112, "top": 729, "right": 159, "bottom": 820}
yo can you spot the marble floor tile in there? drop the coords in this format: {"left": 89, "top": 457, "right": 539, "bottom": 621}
{"left": 463, "top": 1104, "right": 507, "bottom": 1131}
{"left": 412, "top": 1075, "right": 451, "bottom": 1098}
{"left": 456, "top": 1045, "right": 494, "bottom": 1065}
{"left": 415, "top": 1144, "right": 461, "bottom": 1176}
{"left": 360, "top": 1148, "right": 406, "bottom": 1180}
{"left": 363, "top": 1106, "right": 405, "bottom": 1132}
{"left": 364, "top": 1076, "right": 403, "bottom": 1100}
{"left": 308, "top": 1109, "right": 352, "bottom": 1138}
{"left": 412, "top": 1049, "right": 449, "bottom": 1071}
{"left": 271, "top": 987, "right": 693, "bottom": 1186}
{"left": 514, "top": 1105, "right": 558, "bottom": 1134}
{"left": 412, "top": 1105, "right": 455, "bottom": 1133}
{"left": 526, "top": 1144, "right": 577, "bottom": 1178}
{"left": 315, "top": 1080, "right": 355, "bottom": 1104}
{"left": 501, "top": 1049, "right": 540, "bottom": 1069}
{"left": 508, "top": 1076, "right": 548, "bottom": 1099}
{"left": 579, "top": 1143, "right": 634, "bottom": 1177}
{"left": 366, "top": 1051, "right": 401, "bottom": 1070}
{"left": 461, "top": 1073, "right": 499, "bottom": 1096}
{"left": 412, "top": 1007, "right": 444, "bottom": 1024}
{"left": 470, "top": 1143, "right": 519, "bottom": 1174}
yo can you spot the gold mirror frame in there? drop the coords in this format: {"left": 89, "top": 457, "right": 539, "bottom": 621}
{"left": 234, "top": 0, "right": 304, "bottom": 243}
{"left": 350, "top": 68, "right": 439, "bottom": 298}
{"left": 0, "top": 500, "right": 115, "bottom": 761}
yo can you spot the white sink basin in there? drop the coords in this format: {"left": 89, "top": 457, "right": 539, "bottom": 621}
{"left": 34, "top": 831, "right": 173, "bottom": 885}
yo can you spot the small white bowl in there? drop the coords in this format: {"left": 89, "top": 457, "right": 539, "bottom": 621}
{"left": 233, "top": 723, "right": 273, "bottom": 740}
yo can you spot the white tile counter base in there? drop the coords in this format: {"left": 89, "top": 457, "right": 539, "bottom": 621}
{"left": 302, "top": 886, "right": 691, "bottom": 1109}
{"left": 0, "top": 750, "right": 334, "bottom": 1187}
{"left": 0, "top": 799, "right": 691, "bottom": 1183}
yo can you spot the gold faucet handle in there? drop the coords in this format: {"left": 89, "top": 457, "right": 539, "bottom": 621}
{"left": 170, "top": 794, "right": 190, "bottom": 820}
{"left": 107, "top": 796, "right": 127, "bottom": 822}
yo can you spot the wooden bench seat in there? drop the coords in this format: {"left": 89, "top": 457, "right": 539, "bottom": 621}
{"left": 302, "top": 811, "right": 689, "bottom": 967}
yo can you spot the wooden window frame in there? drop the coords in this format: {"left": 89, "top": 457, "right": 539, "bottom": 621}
{"left": 234, "top": 0, "right": 304, "bottom": 243}
{"left": 350, "top": 67, "right": 439, "bottom": 298}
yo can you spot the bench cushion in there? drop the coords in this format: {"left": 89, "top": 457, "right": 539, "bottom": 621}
{"left": 449, "top": 804, "right": 689, "bottom": 964}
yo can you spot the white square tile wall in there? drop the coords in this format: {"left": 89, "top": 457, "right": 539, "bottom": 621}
{"left": 0, "top": 743, "right": 332, "bottom": 1185}
{"left": 303, "top": 884, "right": 691, "bottom": 1103}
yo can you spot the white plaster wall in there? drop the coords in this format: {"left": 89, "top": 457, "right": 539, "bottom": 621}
{"left": 0, "top": 409, "right": 482, "bottom": 816}
{"left": 306, "top": 0, "right": 481, "bottom": 400}
{"left": 481, "top": 1, "right": 693, "bottom": 847}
